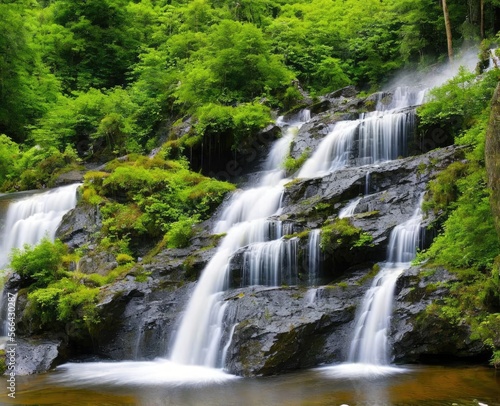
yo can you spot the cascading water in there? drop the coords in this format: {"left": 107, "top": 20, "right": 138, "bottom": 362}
{"left": 169, "top": 116, "right": 308, "bottom": 368}
{"left": 298, "top": 87, "right": 426, "bottom": 178}
{"left": 0, "top": 183, "right": 81, "bottom": 268}
{"left": 347, "top": 199, "right": 423, "bottom": 366}
{"left": 242, "top": 237, "right": 298, "bottom": 287}
{"left": 170, "top": 88, "right": 427, "bottom": 370}
{"left": 339, "top": 198, "right": 362, "bottom": 219}
{"left": 307, "top": 229, "right": 321, "bottom": 285}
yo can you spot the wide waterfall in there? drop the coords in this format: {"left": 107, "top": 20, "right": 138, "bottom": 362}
{"left": 347, "top": 200, "right": 423, "bottom": 365}
{"left": 169, "top": 87, "right": 427, "bottom": 371}
{"left": 298, "top": 87, "right": 425, "bottom": 178}
{"left": 0, "top": 183, "right": 81, "bottom": 268}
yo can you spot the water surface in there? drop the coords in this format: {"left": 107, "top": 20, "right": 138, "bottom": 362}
{"left": 5, "top": 364, "right": 499, "bottom": 406}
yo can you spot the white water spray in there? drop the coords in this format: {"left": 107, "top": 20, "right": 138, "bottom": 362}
{"left": 0, "top": 183, "right": 81, "bottom": 268}
{"left": 348, "top": 199, "right": 423, "bottom": 365}
{"left": 170, "top": 118, "right": 307, "bottom": 368}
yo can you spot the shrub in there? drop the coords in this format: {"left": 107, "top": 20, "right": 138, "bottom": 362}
{"left": 10, "top": 239, "right": 68, "bottom": 288}
{"left": 165, "top": 218, "right": 198, "bottom": 248}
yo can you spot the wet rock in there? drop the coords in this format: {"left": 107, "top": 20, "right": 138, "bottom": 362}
{"left": 282, "top": 145, "right": 466, "bottom": 254}
{"left": 94, "top": 275, "right": 195, "bottom": 360}
{"left": 56, "top": 201, "right": 101, "bottom": 249}
{"left": 223, "top": 275, "right": 370, "bottom": 376}
{"left": 391, "top": 267, "right": 487, "bottom": 363}
{"left": 54, "top": 171, "right": 84, "bottom": 186}
{"left": 14, "top": 337, "right": 68, "bottom": 375}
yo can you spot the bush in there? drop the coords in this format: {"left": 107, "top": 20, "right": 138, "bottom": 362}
{"left": 10, "top": 239, "right": 67, "bottom": 288}
{"left": 165, "top": 218, "right": 198, "bottom": 248}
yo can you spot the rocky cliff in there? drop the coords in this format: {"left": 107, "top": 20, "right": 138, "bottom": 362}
{"left": 9, "top": 88, "right": 484, "bottom": 376}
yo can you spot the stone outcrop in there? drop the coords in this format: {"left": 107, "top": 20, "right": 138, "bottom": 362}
{"left": 391, "top": 267, "right": 488, "bottom": 363}
{"left": 222, "top": 272, "right": 368, "bottom": 376}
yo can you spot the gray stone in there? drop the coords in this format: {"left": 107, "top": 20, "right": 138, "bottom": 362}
{"left": 14, "top": 338, "right": 67, "bottom": 375}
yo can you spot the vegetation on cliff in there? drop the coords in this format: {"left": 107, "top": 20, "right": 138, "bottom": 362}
{"left": 416, "top": 67, "right": 500, "bottom": 367}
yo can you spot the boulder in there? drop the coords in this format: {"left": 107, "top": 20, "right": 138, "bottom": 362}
{"left": 391, "top": 266, "right": 488, "bottom": 363}
{"left": 223, "top": 271, "right": 371, "bottom": 376}
{"left": 14, "top": 337, "right": 68, "bottom": 375}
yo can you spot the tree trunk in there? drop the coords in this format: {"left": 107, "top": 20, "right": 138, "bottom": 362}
{"left": 480, "top": 0, "right": 484, "bottom": 39}
{"left": 442, "top": 0, "right": 454, "bottom": 62}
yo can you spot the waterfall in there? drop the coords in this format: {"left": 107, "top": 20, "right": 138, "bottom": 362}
{"left": 242, "top": 237, "right": 298, "bottom": 287}
{"left": 307, "top": 230, "right": 321, "bottom": 285}
{"left": 347, "top": 200, "right": 423, "bottom": 365}
{"left": 297, "top": 87, "right": 425, "bottom": 178}
{"left": 169, "top": 88, "right": 427, "bottom": 370}
{"left": 169, "top": 116, "right": 307, "bottom": 368}
{"left": 339, "top": 198, "right": 361, "bottom": 219}
{"left": 0, "top": 183, "right": 81, "bottom": 268}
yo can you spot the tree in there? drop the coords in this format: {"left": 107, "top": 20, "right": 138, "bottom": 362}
{"left": 442, "top": 0, "right": 454, "bottom": 61}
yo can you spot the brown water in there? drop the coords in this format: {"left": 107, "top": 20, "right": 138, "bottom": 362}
{"left": 2, "top": 364, "right": 499, "bottom": 406}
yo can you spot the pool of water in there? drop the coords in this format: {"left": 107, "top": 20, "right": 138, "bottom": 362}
{"left": 4, "top": 362, "right": 499, "bottom": 406}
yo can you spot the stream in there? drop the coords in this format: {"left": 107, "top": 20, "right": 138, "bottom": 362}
{"left": 5, "top": 364, "right": 499, "bottom": 406}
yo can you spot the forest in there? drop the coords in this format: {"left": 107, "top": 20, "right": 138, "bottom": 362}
{"left": 1, "top": 0, "right": 500, "bottom": 377}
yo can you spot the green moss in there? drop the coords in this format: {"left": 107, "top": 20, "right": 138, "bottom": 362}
{"left": 354, "top": 210, "right": 379, "bottom": 219}
{"left": 283, "top": 229, "right": 310, "bottom": 240}
{"left": 357, "top": 263, "right": 380, "bottom": 285}
{"left": 116, "top": 253, "right": 134, "bottom": 265}
{"left": 81, "top": 154, "right": 235, "bottom": 255}
{"left": 320, "top": 218, "right": 373, "bottom": 252}
{"left": 282, "top": 148, "right": 311, "bottom": 174}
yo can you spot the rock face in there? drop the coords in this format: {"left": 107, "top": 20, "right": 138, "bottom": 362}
{"left": 56, "top": 201, "right": 101, "bottom": 249}
{"left": 223, "top": 273, "right": 368, "bottom": 376}
{"left": 391, "top": 267, "right": 487, "bottom": 362}
{"left": 93, "top": 232, "right": 219, "bottom": 360}
{"left": 15, "top": 338, "right": 67, "bottom": 375}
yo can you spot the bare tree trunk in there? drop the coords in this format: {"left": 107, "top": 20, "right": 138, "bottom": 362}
{"left": 442, "top": 0, "right": 454, "bottom": 61}
{"left": 481, "top": 0, "right": 485, "bottom": 39}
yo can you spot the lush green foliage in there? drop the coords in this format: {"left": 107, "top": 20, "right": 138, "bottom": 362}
{"left": 9, "top": 239, "right": 100, "bottom": 332}
{"left": 10, "top": 239, "right": 67, "bottom": 288}
{"left": 83, "top": 153, "right": 235, "bottom": 253}
{"left": 416, "top": 66, "right": 500, "bottom": 364}
{"left": 1, "top": 0, "right": 495, "bottom": 190}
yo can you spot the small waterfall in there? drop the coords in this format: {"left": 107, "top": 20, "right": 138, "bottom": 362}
{"left": 298, "top": 120, "right": 359, "bottom": 177}
{"left": 0, "top": 183, "right": 81, "bottom": 268}
{"left": 0, "top": 184, "right": 80, "bottom": 349}
{"left": 307, "top": 229, "right": 321, "bottom": 285}
{"left": 348, "top": 200, "right": 423, "bottom": 365}
{"left": 365, "top": 172, "right": 371, "bottom": 195}
{"left": 487, "top": 49, "right": 499, "bottom": 71}
{"left": 304, "top": 288, "right": 318, "bottom": 306}
{"left": 242, "top": 238, "right": 298, "bottom": 287}
{"left": 297, "top": 87, "right": 425, "bottom": 178}
{"left": 339, "top": 198, "right": 361, "bottom": 219}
